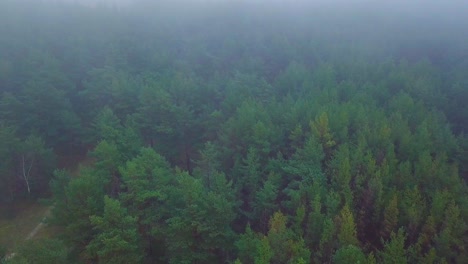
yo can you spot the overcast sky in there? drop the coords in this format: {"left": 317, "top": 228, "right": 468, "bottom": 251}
{"left": 22, "top": 0, "right": 468, "bottom": 33}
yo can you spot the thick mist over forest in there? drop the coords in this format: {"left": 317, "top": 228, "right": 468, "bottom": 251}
{"left": 6, "top": 0, "right": 468, "bottom": 63}
{"left": 0, "top": 0, "right": 467, "bottom": 263}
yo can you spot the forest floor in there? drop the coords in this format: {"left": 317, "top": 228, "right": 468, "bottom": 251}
{"left": 1, "top": 153, "right": 89, "bottom": 258}
{"left": 0, "top": 201, "right": 53, "bottom": 254}
{"left": 24, "top": 206, "right": 52, "bottom": 240}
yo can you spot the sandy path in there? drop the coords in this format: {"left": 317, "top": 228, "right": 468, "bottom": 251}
{"left": 25, "top": 207, "right": 52, "bottom": 240}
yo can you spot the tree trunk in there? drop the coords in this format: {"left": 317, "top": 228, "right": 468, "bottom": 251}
{"left": 22, "top": 154, "right": 33, "bottom": 195}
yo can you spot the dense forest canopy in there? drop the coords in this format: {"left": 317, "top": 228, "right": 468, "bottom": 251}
{"left": 0, "top": 0, "right": 467, "bottom": 263}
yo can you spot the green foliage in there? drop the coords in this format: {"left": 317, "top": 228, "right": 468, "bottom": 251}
{"left": 80, "top": 68, "right": 139, "bottom": 121}
{"left": 49, "top": 167, "right": 106, "bottom": 249}
{"left": 434, "top": 201, "right": 468, "bottom": 263}
{"left": 91, "top": 108, "right": 142, "bottom": 164}
{"left": 317, "top": 217, "right": 336, "bottom": 263}
{"left": 236, "top": 225, "right": 260, "bottom": 264}
{"left": 306, "top": 193, "right": 325, "bottom": 248}
{"left": 400, "top": 187, "right": 426, "bottom": 242}
{"left": 253, "top": 173, "right": 280, "bottom": 230}
{"left": 118, "top": 147, "right": 174, "bottom": 259}
{"left": 0, "top": 124, "right": 20, "bottom": 202}
{"left": 265, "top": 212, "right": 311, "bottom": 263}
{"left": 333, "top": 245, "right": 367, "bottom": 264}
{"left": 255, "top": 237, "right": 273, "bottom": 264}
{"left": 330, "top": 144, "right": 353, "bottom": 205}
{"left": 194, "top": 141, "right": 222, "bottom": 186}
{"left": 165, "top": 171, "right": 237, "bottom": 263}
{"left": 20, "top": 135, "right": 56, "bottom": 194}
{"left": 91, "top": 141, "right": 122, "bottom": 175}
{"left": 236, "top": 212, "right": 311, "bottom": 264}
{"left": 86, "top": 196, "right": 143, "bottom": 264}
{"left": 337, "top": 205, "right": 360, "bottom": 247}
{"left": 119, "top": 148, "right": 172, "bottom": 209}
{"left": 1, "top": 1, "right": 467, "bottom": 263}
{"left": 0, "top": 126, "right": 55, "bottom": 201}
{"left": 0, "top": 245, "right": 6, "bottom": 263}
{"left": 379, "top": 229, "right": 408, "bottom": 264}
{"left": 381, "top": 194, "right": 399, "bottom": 240}
{"left": 311, "top": 112, "right": 336, "bottom": 159}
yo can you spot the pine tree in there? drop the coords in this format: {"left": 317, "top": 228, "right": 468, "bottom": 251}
{"left": 417, "top": 215, "right": 436, "bottom": 252}
{"left": 236, "top": 225, "right": 260, "bottom": 264}
{"left": 333, "top": 245, "right": 367, "bottom": 264}
{"left": 86, "top": 196, "right": 143, "bottom": 264}
{"left": 253, "top": 173, "right": 280, "bottom": 232}
{"left": 337, "top": 205, "right": 360, "bottom": 247}
{"left": 317, "top": 217, "right": 336, "bottom": 263}
{"left": 49, "top": 167, "right": 106, "bottom": 250}
{"left": 255, "top": 237, "right": 273, "bottom": 264}
{"left": 434, "top": 201, "right": 468, "bottom": 263}
{"left": 381, "top": 194, "right": 399, "bottom": 240}
{"left": 379, "top": 228, "right": 407, "bottom": 264}
{"left": 401, "top": 186, "right": 426, "bottom": 243}
{"left": 310, "top": 112, "right": 336, "bottom": 160}
{"left": 306, "top": 193, "right": 325, "bottom": 248}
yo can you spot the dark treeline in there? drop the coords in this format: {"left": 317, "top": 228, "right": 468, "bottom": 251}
{"left": 0, "top": 0, "right": 467, "bottom": 263}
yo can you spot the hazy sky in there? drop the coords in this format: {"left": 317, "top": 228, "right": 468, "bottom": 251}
{"left": 25, "top": 0, "right": 468, "bottom": 33}
{"left": 49, "top": 0, "right": 468, "bottom": 11}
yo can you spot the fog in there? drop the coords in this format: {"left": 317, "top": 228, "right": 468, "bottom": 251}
{"left": 1, "top": 0, "right": 468, "bottom": 262}
{"left": 42, "top": 0, "right": 468, "bottom": 38}
{"left": 36, "top": 0, "right": 468, "bottom": 19}
{"left": 2, "top": 0, "right": 467, "bottom": 61}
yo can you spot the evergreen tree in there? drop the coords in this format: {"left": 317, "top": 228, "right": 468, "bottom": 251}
{"left": 333, "top": 245, "right": 367, "bottom": 264}
{"left": 379, "top": 229, "right": 408, "bottom": 264}
{"left": 381, "top": 194, "right": 399, "bottom": 240}
{"left": 86, "top": 196, "right": 143, "bottom": 264}
{"left": 337, "top": 205, "right": 360, "bottom": 247}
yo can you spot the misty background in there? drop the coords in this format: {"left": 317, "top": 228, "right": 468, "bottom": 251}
{"left": 1, "top": 0, "right": 468, "bottom": 263}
